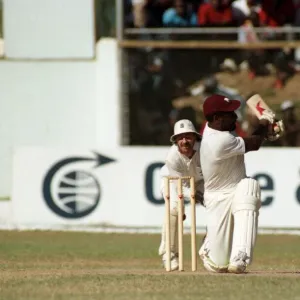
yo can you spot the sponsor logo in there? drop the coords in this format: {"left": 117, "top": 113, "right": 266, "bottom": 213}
{"left": 42, "top": 152, "right": 115, "bottom": 219}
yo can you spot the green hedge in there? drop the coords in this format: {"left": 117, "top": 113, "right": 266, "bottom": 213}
{"left": 95, "top": 0, "right": 116, "bottom": 40}
{"left": 0, "top": 0, "right": 2, "bottom": 38}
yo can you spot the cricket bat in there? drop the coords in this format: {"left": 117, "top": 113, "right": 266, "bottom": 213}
{"left": 246, "top": 94, "right": 281, "bottom": 134}
{"left": 246, "top": 94, "right": 273, "bottom": 119}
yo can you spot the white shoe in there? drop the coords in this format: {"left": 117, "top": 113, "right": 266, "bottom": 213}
{"left": 200, "top": 254, "right": 228, "bottom": 273}
{"left": 228, "top": 251, "right": 248, "bottom": 274}
{"left": 162, "top": 253, "right": 179, "bottom": 271}
{"left": 199, "top": 242, "right": 227, "bottom": 273}
{"left": 158, "top": 241, "right": 165, "bottom": 256}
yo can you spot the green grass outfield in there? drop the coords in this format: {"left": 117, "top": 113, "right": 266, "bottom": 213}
{"left": 0, "top": 231, "right": 299, "bottom": 300}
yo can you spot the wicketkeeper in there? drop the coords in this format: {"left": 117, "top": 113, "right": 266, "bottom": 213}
{"left": 158, "top": 119, "right": 204, "bottom": 271}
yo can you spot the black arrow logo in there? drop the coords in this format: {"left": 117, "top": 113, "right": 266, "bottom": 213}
{"left": 42, "top": 152, "right": 115, "bottom": 219}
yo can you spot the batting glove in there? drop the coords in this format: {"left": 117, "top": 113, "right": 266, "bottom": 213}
{"left": 259, "top": 110, "right": 276, "bottom": 124}
{"left": 266, "top": 120, "right": 285, "bottom": 141}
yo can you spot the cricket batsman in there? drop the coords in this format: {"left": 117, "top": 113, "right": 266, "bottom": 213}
{"left": 199, "top": 94, "right": 284, "bottom": 273}
{"left": 158, "top": 119, "right": 204, "bottom": 271}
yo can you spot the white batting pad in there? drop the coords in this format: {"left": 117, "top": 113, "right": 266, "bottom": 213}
{"left": 232, "top": 178, "right": 261, "bottom": 213}
{"left": 230, "top": 210, "right": 258, "bottom": 264}
{"left": 230, "top": 178, "right": 261, "bottom": 264}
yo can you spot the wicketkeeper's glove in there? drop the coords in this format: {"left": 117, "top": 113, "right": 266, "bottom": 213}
{"left": 195, "top": 190, "right": 205, "bottom": 206}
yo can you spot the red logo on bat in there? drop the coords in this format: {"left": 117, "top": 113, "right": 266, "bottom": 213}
{"left": 256, "top": 101, "right": 265, "bottom": 115}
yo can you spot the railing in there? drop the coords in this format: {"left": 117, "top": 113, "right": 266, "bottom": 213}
{"left": 118, "top": 40, "right": 300, "bottom": 49}
{"left": 124, "top": 26, "right": 300, "bottom": 35}
{"left": 115, "top": 0, "right": 300, "bottom": 50}
{"left": 119, "top": 26, "right": 300, "bottom": 49}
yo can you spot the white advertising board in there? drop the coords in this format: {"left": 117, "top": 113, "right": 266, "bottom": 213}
{"left": 12, "top": 147, "right": 179, "bottom": 228}
{"left": 11, "top": 147, "right": 300, "bottom": 229}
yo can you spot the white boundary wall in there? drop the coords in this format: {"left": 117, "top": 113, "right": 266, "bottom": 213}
{"left": 0, "top": 39, "right": 120, "bottom": 197}
{"left": 3, "top": 0, "right": 95, "bottom": 59}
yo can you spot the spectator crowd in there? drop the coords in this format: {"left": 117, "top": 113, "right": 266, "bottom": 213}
{"left": 125, "top": 0, "right": 300, "bottom": 29}
{"left": 123, "top": 0, "right": 300, "bottom": 147}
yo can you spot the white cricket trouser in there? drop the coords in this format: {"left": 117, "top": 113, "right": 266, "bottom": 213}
{"left": 202, "top": 178, "right": 261, "bottom": 269}
{"left": 204, "top": 190, "right": 234, "bottom": 266}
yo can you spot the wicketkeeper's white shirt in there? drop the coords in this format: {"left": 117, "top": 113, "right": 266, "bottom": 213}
{"left": 200, "top": 124, "right": 246, "bottom": 191}
{"left": 161, "top": 141, "right": 204, "bottom": 196}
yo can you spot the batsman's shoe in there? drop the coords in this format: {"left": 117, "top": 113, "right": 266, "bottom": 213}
{"left": 199, "top": 243, "right": 228, "bottom": 273}
{"left": 162, "top": 253, "right": 179, "bottom": 271}
{"left": 228, "top": 251, "right": 248, "bottom": 274}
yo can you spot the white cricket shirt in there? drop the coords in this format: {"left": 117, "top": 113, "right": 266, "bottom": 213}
{"left": 200, "top": 124, "right": 246, "bottom": 191}
{"left": 162, "top": 141, "right": 203, "bottom": 194}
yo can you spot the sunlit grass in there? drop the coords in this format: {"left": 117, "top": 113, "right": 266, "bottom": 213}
{"left": 0, "top": 231, "right": 299, "bottom": 300}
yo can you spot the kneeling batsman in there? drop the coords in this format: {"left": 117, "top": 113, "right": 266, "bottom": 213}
{"left": 199, "top": 94, "right": 280, "bottom": 274}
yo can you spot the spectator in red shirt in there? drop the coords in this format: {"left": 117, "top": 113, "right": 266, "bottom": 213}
{"left": 259, "top": 0, "right": 295, "bottom": 27}
{"left": 197, "top": 0, "right": 236, "bottom": 26}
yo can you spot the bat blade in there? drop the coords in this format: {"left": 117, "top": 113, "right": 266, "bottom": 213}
{"left": 246, "top": 94, "right": 273, "bottom": 119}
